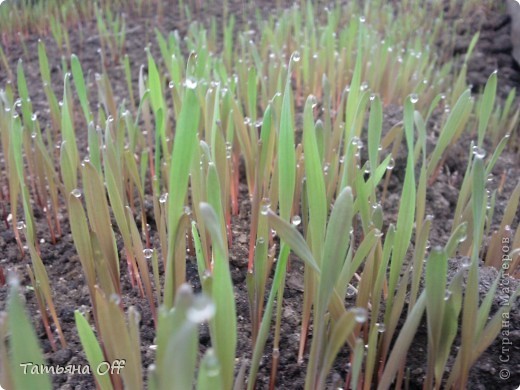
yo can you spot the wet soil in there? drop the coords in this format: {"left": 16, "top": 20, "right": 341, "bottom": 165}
{"left": 449, "top": 3, "right": 520, "bottom": 98}
{"left": 0, "top": 1, "right": 519, "bottom": 389}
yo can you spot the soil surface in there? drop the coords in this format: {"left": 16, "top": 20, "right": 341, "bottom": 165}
{"left": 450, "top": 4, "right": 520, "bottom": 97}
{"left": 0, "top": 1, "right": 519, "bottom": 389}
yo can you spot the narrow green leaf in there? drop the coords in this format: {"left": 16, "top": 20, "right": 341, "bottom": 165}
{"left": 477, "top": 71, "right": 497, "bottom": 147}
{"left": 71, "top": 54, "right": 92, "bottom": 123}
{"left": 278, "top": 65, "right": 296, "bottom": 221}
{"left": 75, "top": 311, "right": 114, "bottom": 390}
{"left": 379, "top": 293, "right": 427, "bottom": 389}
{"left": 199, "top": 203, "right": 236, "bottom": 390}
{"left": 7, "top": 280, "right": 52, "bottom": 390}
{"left": 266, "top": 211, "right": 319, "bottom": 273}
{"left": 165, "top": 86, "right": 200, "bottom": 308}
{"left": 303, "top": 95, "right": 327, "bottom": 259}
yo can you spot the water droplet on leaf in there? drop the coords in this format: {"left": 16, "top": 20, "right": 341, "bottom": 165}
{"left": 187, "top": 294, "right": 216, "bottom": 323}
{"left": 71, "top": 189, "right": 82, "bottom": 198}
{"left": 291, "top": 215, "right": 301, "bottom": 226}
{"left": 159, "top": 193, "right": 168, "bottom": 204}
{"left": 351, "top": 307, "right": 368, "bottom": 323}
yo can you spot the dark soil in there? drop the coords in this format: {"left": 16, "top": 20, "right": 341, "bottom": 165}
{"left": 449, "top": 4, "right": 520, "bottom": 98}
{"left": 0, "top": 1, "right": 519, "bottom": 389}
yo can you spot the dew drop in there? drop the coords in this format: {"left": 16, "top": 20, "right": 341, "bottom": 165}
{"left": 461, "top": 257, "right": 471, "bottom": 268}
{"left": 323, "top": 163, "right": 330, "bottom": 174}
{"left": 387, "top": 157, "right": 395, "bottom": 170}
{"left": 292, "top": 51, "right": 301, "bottom": 62}
{"left": 291, "top": 215, "right": 301, "bottom": 226}
{"left": 309, "top": 94, "right": 318, "bottom": 108}
{"left": 185, "top": 77, "right": 198, "bottom": 89}
{"left": 159, "top": 192, "right": 168, "bottom": 204}
{"left": 260, "top": 198, "right": 271, "bottom": 215}
{"left": 203, "top": 348, "right": 220, "bottom": 376}
{"left": 352, "top": 307, "right": 368, "bottom": 323}
{"left": 364, "top": 162, "right": 371, "bottom": 174}
{"left": 472, "top": 146, "right": 486, "bottom": 159}
{"left": 110, "top": 294, "right": 121, "bottom": 305}
{"left": 143, "top": 248, "right": 154, "bottom": 259}
{"left": 376, "top": 323, "right": 386, "bottom": 333}
{"left": 444, "top": 290, "right": 452, "bottom": 301}
{"left": 410, "top": 94, "right": 419, "bottom": 104}
{"left": 78, "top": 305, "right": 89, "bottom": 316}
{"left": 187, "top": 294, "right": 216, "bottom": 323}
{"left": 71, "top": 188, "right": 82, "bottom": 198}
{"left": 16, "top": 221, "right": 26, "bottom": 230}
